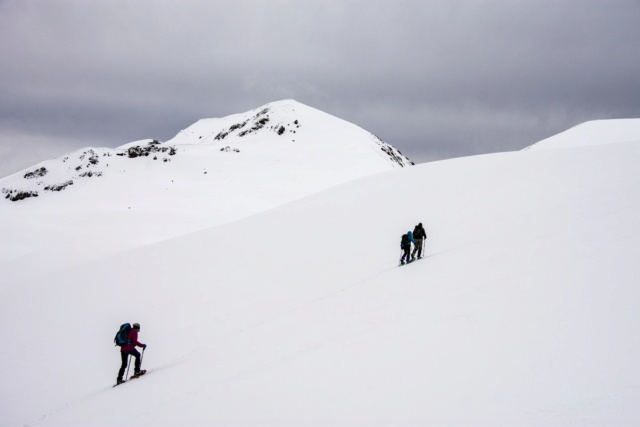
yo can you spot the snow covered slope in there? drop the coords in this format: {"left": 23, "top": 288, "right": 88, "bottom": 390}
{"left": 0, "top": 100, "right": 412, "bottom": 264}
{"left": 1, "top": 120, "right": 639, "bottom": 426}
{"left": 525, "top": 118, "right": 640, "bottom": 150}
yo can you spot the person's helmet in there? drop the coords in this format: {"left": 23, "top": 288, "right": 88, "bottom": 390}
{"left": 133, "top": 323, "right": 141, "bottom": 330}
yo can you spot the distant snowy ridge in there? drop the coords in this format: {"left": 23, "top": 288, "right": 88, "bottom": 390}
{"left": 1, "top": 141, "right": 176, "bottom": 201}
{"left": 0, "top": 99, "right": 411, "bottom": 202}
{"left": 525, "top": 118, "right": 640, "bottom": 150}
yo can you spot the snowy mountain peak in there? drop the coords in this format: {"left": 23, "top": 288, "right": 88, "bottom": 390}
{"left": 1, "top": 100, "right": 412, "bottom": 203}
{"left": 163, "top": 99, "right": 298, "bottom": 146}
{"left": 166, "top": 99, "right": 412, "bottom": 167}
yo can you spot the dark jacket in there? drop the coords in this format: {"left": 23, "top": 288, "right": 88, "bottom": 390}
{"left": 413, "top": 225, "right": 427, "bottom": 240}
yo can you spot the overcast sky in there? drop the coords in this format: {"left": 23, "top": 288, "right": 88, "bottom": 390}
{"left": 1, "top": 0, "right": 639, "bottom": 178}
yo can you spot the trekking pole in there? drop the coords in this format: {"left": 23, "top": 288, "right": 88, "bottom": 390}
{"left": 140, "top": 348, "right": 145, "bottom": 369}
{"left": 125, "top": 354, "right": 132, "bottom": 381}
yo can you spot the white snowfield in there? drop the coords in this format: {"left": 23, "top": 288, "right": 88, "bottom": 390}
{"left": 1, "top": 113, "right": 639, "bottom": 427}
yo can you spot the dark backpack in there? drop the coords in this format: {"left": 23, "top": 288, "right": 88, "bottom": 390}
{"left": 413, "top": 226, "right": 425, "bottom": 239}
{"left": 114, "top": 323, "right": 132, "bottom": 347}
{"left": 401, "top": 234, "right": 410, "bottom": 248}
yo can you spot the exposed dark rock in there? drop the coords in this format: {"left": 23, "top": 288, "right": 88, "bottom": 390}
{"left": 79, "top": 171, "right": 102, "bottom": 178}
{"left": 24, "top": 167, "right": 48, "bottom": 179}
{"left": 239, "top": 117, "right": 270, "bottom": 137}
{"left": 214, "top": 108, "right": 273, "bottom": 140}
{"left": 379, "top": 145, "right": 414, "bottom": 167}
{"left": 215, "top": 121, "right": 248, "bottom": 140}
{"left": 220, "top": 146, "right": 240, "bottom": 153}
{"left": 79, "top": 150, "right": 100, "bottom": 166}
{"left": 230, "top": 122, "right": 248, "bottom": 132}
{"left": 367, "top": 133, "right": 414, "bottom": 167}
{"left": 3, "top": 188, "right": 39, "bottom": 201}
{"left": 126, "top": 144, "right": 176, "bottom": 158}
{"left": 127, "top": 146, "right": 146, "bottom": 158}
{"left": 254, "top": 108, "right": 269, "bottom": 118}
{"left": 44, "top": 180, "right": 74, "bottom": 192}
{"left": 215, "top": 131, "right": 228, "bottom": 140}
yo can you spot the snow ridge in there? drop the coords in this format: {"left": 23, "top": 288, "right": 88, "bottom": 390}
{"left": 1, "top": 141, "right": 177, "bottom": 201}
{"left": 524, "top": 118, "right": 640, "bottom": 150}
{"left": 0, "top": 100, "right": 412, "bottom": 202}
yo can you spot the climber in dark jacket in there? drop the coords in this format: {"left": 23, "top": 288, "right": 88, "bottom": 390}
{"left": 411, "top": 223, "right": 427, "bottom": 259}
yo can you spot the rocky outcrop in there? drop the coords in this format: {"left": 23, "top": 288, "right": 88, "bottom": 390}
{"left": 213, "top": 107, "right": 302, "bottom": 142}
{"left": 44, "top": 181, "right": 74, "bottom": 192}
{"left": 369, "top": 133, "right": 414, "bottom": 167}
{"left": 24, "top": 167, "right": 48, "bottom": 179}
{"left": 2, "top": 141, "right": 178, "bottom": 202}
{"left": 2, "top": 189, "right": 39, "bottom": 201}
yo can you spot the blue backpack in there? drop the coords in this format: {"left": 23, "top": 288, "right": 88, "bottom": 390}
{"left": 114, "top": 323, "right": 132, "bottom": 347}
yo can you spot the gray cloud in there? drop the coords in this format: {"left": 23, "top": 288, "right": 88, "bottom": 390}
{"left": 1, "top": 0, "right": 639, "bottom": 176}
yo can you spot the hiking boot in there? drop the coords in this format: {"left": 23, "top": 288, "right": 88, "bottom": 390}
{"left": 116, "top": 378, "right": 124, "bottom": 385}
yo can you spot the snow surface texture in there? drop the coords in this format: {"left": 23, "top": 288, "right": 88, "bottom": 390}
{"left": 0, "top": 100, "right": 412, "bottom": 265}
{"left": 1, "top": 116, "right": 640, "bottom": 427}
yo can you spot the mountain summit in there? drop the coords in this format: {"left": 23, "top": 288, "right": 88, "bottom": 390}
{"left": 1, "top": 99, "right": 411, "bottom": 203}
{"left": 0, "top": 100, "right": 412, "bottom": 262}
{"left": 167, "top": 99, "right": 413, "bottom": 168}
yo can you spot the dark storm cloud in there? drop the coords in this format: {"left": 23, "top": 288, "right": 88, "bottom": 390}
{"left": 1, "top": 0, "right": 639, "bottom": 176}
